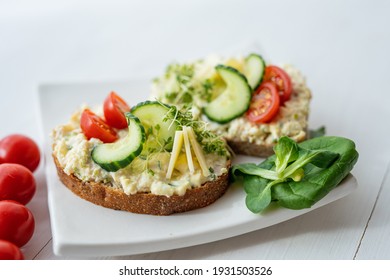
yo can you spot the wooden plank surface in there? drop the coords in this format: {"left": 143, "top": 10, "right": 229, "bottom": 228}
{"left": 355, "top": 162, "right": 390, "bottom": 259}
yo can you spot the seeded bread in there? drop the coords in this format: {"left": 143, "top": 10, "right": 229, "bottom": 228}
{"left": 53, "top": 155, "right": 230, "bottom": 216}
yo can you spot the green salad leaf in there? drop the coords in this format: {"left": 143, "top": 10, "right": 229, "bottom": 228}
{"left": 274, "top": 136, "right": 300, "bottom": 173}
{"left": 309, "top": 126, "right": 326, "bottom": 138}
{"left": 232, "top": 136, "right": 359, "bottom": 213}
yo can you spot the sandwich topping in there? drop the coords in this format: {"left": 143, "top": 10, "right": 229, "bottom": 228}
{"left": 152, "top": 54, "right": 311, "bottom": 146}
{"left": 52, "top": 97, "right": 230, "bottom": 197}
{"left": 213, "top": 65, "right": 311, "bottom": 145}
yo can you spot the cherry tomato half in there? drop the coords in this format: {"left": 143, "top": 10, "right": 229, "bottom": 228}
{"left": 0, "top": 239, "right": 24, "bottom": 260}
{"left": 0, "top": 134, "right": 40, "bottom": 172}
{"left": 0, "top": 164, "right": 36, "bottom": 205}
{"left": 80, "top": 109, "right": 118, "bottom": 143}
{"left": 0, "top": 200, "right": 35, "bottom": 247}
{"left": 263, "top": 65, "right": 292, "bottom": 104}
{"left": 103, "top": 91, "right": 130, "bottom": 129}
{"left": 247, "top": 82, "right": 280, "bottom": 123}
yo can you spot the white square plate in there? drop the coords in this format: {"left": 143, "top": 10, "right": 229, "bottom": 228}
{"left": 37, "top": 79, "right": 357, "bottom": 257}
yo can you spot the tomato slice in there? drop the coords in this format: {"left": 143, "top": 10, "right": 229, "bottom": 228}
{"left": 246, "top": 82, "right": 280, "bottom": 123}
{"left": 263, "top": 65, "right": 292, "bottom": 104}
{"left": 103, "top": 91, "right": 130, "bottom": 129}
{"left": 80, "top": 109, "right": 118, "bottom": 143}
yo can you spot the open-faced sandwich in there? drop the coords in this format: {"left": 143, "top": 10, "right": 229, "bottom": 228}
{"left": 152, "top": 53, "right": 311, "bottom": 157}
{"left": 51, "top": 92, "right": 231, "bottom": 215}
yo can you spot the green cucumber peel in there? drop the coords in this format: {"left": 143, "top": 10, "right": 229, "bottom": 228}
{"left": 91, "top": 113, "right": 145, "bottom": 172}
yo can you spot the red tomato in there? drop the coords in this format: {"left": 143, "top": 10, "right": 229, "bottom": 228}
{"left": 0, "top": 164, "right": 36, "bottom": 205}
{"left": 0, "top": 134, "right": 40, "bottom": 172}
{"left": 80, "top": 109, "right": 118, "bottom": 143}
{"left": 103, "top": 91, "right": 130, "bottom": 129}
{"left": 247, "top": 82, "right": 280, "bottom": 123}
{"left": 0, "top": 200, "right": 35, "bottom": 247}
{"left": 263, "top": 65, "right": 292, "bottom": 104}
{"left": 0, "top": 239, "right": 24, "bottom": 260}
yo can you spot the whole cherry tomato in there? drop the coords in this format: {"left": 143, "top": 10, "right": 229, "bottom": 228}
{"left": 0, "top": 200, "right": 35, "bottom": 247}
{"left": 0, "top": 134, "right": 40, "bottom": 172}
{"left": 0, "top": 163, "right": 36, "bottom": 205}
{"left": 0, "top": 239, "right": 24, "bottom": 260}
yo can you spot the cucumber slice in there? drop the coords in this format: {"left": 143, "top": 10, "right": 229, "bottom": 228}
{"left": 92, "top": 113, "right": 145, "bottom": 172}
{"left": 203, "top": 65, "right": 251, "bottom": 124}
{"left": 131, "top": 101, "right": 177, "bottom": 151}
{"left": 243, "top": 53, "right": 265, "bottom": 90}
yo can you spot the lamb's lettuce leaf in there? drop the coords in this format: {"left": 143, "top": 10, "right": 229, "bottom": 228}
{"left": 232, "top": 136, "right": 359, "bottom": 213}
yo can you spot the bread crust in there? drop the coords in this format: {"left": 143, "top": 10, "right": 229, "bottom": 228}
{"left": 227, "top": 139, "right": 274, "bottom": 158}
{"left": 53, "top": 156, "right": 230, "bottom": 216}
{"left": 227, "top": 131, "right": 307, "bottom": 158}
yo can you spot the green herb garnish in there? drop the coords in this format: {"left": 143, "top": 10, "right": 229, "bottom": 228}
{"left": 160, "top": 62, "right": 215, "bottom": 106}
{"left": 163, "top": 104, "right": 228, "bottom": 157}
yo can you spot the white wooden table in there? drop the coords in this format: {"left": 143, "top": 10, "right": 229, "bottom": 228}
{"left": 1, "top": 0, "right": 389, "bottom": 260}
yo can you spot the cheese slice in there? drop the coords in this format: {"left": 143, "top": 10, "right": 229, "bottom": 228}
{"left": 182, "top": 126, "right": 195, "bottom": 174}
{"left": 166, "top": 130, "right": 184, "bottom": 179}
{"left": 187, "top": 127, "right": 211, "bottom": 177}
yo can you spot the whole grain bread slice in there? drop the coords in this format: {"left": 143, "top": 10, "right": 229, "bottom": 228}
{"left": 53, "top": 155, "right": 231, "bottom": 216}
{"left": 227, "top": 130, "right": 307, "bottom": 158}
{"left": 227, "top": 139, "right": 274, "bottom": 158}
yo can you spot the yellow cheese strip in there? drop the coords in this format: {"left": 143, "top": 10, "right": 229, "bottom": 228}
{"left": 187, "top": 127, "right": 211, "bottom": 177}
{"left": 182, "top": 126, "right": 195, "bottom": 174}
{"left": 166, "top": 130, "right": 184, "bottom": 179}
